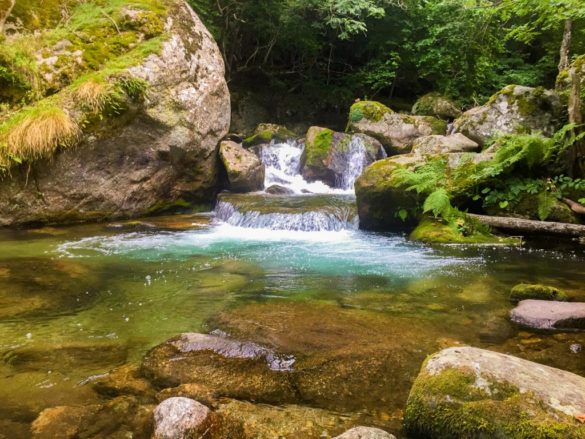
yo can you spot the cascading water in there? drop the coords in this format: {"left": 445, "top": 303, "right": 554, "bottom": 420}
{"left": 214, "top": 137, "right": 379, "bottom": 231}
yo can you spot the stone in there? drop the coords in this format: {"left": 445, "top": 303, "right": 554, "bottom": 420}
{"left": 333, "top": 426, "right": 396, "bottom": 439}
{"left": 412, "top": 93, "right": 461, "bottom": 119}
{"left": 219, "top": 140, "right": 265, "bottom": 192}
{"left": 243, "top": 123, "right": 297, "bottom": 147}
{"left": 301, "top": 126, "right": 384, "bottom": 188}
{"left": 510, "top": 299, "right": 585, "bottom": 330}
{"left": 348, "top": 101, "right": 447, "bottom": 155}
{"left": 355, "top": 158, "right": 420, "bottom": 230}
{"left": 0, "top": 1, "right": 230, "bottom": 226}
{"left": 409, "top": 217, "right": 519, "bottom": 245}
{"left": 141, "top": 332, "right": 297, "bottom": 404}
{"left": 510, "top": 283, "right": 568, "bottom": 303}
{"left": 404, "top": 346, "right": 585, "bottom": 439}
{"left": 265, "top": 184, "right": 295, "bottom": 195}
{"left": 453, "top": 85, "right": 563, "bottom": 146}
{"left": 411, "top": 133, "right": 478, "bottom": 156}
{"left": 92, "top": 364, "right": 156, "bottom": 401}
{"left": 153, "top": 397, "right": 212, "bottom": 439}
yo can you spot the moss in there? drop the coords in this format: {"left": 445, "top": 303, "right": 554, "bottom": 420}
{"left": 424, "top": 116, "right": 448, "bottom": 134}
{"left": 410, "top": 217, "right": 520, "bottom": 245}
{"left": 146, "top": 198, "right": 193, "bottom": 214}
{"left": 243, "top": 123, "right": 296, "bottom": 147}
{"left": 304, "top": 127, "right": 334, "bottom": 166}
{"left": 404, "top": 364, "right": 584, "bottom": 439}
{"left": 510, "top": 284, "right": 568, "bottom": 303}
{"left": 348, "top": 100, "right": 392, "bottom": 124}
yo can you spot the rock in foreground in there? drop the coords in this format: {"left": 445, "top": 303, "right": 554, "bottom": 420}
{"left": 510, "top": 300, "right": 585, "bottom": 330}
{"left": 333, "top": 426, "right": 396, "bottom": 439}
{"left": 153, "top": 397, "right": 212, "bottom": 439}
{"left": 219, "top": 141, "right": 265, "bottom": 192}
{"left": 405, "top": 346, "right": 585, "bottom": 439}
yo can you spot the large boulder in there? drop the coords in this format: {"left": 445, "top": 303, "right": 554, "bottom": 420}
{"left": 219, "top": 141, "right": 265, "bottom": 192}
{"left": 412, "top": 93, "right": 461, "bottom": 120}
{"left": 510, "top": 300, "right": 585, "bottom": 330}
{"left": 347, "top": 101, "right": 447, "bottom": 155}
{"left": 301, "top": 126, "right": 384, "bottom": 188}
{"left": 243, "top": 123, "right": 296, "bottom": 147}
{"left": 0, "top": 0, "right": 230, "bottom": 226}
{"left": 411, "top": 133, "right": 478, "bottom": 156}
{"left": 453, "top": 85, "right": 563, "bottom": 146}
{"left": 355, "top": 157, "right": 420, "bottom": 230}
{"left": 405, "top": 346, "right": 585, "bottom": 439}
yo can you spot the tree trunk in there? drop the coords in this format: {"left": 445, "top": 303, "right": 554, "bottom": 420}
{"left": 0, "top": 0, "right": 16, "bottom": 35}
{"left": 468, "top": 214, "right": 585, "bottom": 238}
{"left": 568, "top": 66, "right": 584, "bottom": 176}
{"left": 558, "top": 19, "right": 573, "bottom": 73}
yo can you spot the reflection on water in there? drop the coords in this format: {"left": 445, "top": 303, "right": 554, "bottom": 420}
{"left": 0, "top": 214, "right": 583, "bottom": 436}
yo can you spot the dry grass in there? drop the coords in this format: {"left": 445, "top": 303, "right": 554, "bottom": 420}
{"left": 74, "top": 79, "right": 111, "bottom": 114}
{"left": 4, "top": 106, "right": 79, "bottom": 161}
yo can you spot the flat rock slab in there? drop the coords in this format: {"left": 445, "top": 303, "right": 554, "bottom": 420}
{"left": 405, "top": 346, "right": 585, "bottom": 438}
{"left": 511, "top": 299, "right": 585, "bottom": 330}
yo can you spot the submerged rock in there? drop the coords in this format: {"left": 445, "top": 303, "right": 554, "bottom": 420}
{"left": 510, "top": 299, "right": 585, "bottom": 330}
{"left": 153, "top": 397, "right": 212, "bottom": 439}
{"left": 412, "top": 93, "right": 461, "bottom": 120}
{"left": 510, "top": 283, "right": 568, "bottom": 303}
{"left": 219, "top": 141, "right": 265, "bottom": 192}
{"left": 0, "top": 1, "right": 230, "bottom": 226}
{"left": 453, "top": 85, "right": 563, "bottom": 146}
{"left": 333, "top": 426, "right": 396, "bottom": 439}
{"left": 301, "top": 126, "right": 384, "bottom": 188}
{"left": 347, "top": 101, "right": 447, "bottom": 155}
{"left": 404, "top": 346, "right": 585, "bottom": 438}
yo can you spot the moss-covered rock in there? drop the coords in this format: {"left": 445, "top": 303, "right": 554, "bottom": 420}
{"left": 412, "top": 93, "right": 461, "bottom": 120}
{"left": 404, "top": 346, "right": 585, "bottom": 439}
{"left": 347, "top": 101, "right": 447, "bottom": 155}
{"left": 0, "top": 0, "right": 230, "bottom": 226}
{"left": 410, "top": 217, "right": 520, "bottom": 245}
{"left": 510, "top": 284, "right": 568, "bottom": 303}
{"left": 301, "top": 126, "right": 384, "bottom": 188}
{"left": 355, "top": 157, "right": 420, "bottom": 230}
{"left": 219, "top": 140, "right": 265, "bottom": 192}
{"left": 453, "top": 85, "right": 563, "bottom": 146}
{"left": 243, "top": 123, "right": 297, "bottom": 147}
{"left": 486, "top": 193, "right": 581, "bottom": 224}
{"left": 411, "top": 133, "right": 478, "bottom": 156}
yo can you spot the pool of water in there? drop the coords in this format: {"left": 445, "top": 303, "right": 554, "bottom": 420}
{"left": 0, "top": 212, "right": 584, "bottom": 436}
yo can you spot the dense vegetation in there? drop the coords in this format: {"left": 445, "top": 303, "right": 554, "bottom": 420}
{"left": 189, "top": 0, "right": 585, "bottom": 108}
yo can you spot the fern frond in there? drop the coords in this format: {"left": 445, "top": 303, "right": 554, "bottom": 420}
{"left": 536, "top": 191, "right": 556, "bottom": 221}
{"left": 423, "top": 188, "right": 452, "bottom": 219}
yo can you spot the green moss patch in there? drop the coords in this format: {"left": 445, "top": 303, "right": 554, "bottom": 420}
{"left": 304, "top": 127, "right": 334, "bottom": 166}
{"left": 405, "top": 365, "right": 584, "bottom": 439}
{"left": 510, "top": 284, "right": 568, "bottom": 303}
{"left": 410, "top": 217, "right": 519, "bottom": 245}
{"left": 348, "top": 100, "right": 392, "bottom": 124}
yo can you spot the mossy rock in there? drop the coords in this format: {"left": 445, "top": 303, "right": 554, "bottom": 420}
{"left": 486, "top": 193, "right": 580, "bottom": 224}
{"left": 510, "top": 284, "right": 568, "bottom": 303}
{"left": 348, "top": 100, "right": 393, "bottom": 124}
{"left": 243, "top": 123, "right": 296, "bottom": 147}
{"left": 404, "top": 346, "right": 585, "bottom": 439}
{"left": 412, "top": 93, "right": 461, "bottom": 120}
{"left": 410, "top": 217, "right": 520, "bottom": 245}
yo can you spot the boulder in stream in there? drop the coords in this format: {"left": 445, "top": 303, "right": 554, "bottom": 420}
{"left": 404, "top": 346, "right": 585, "bottom": 438}
{"left": 243, "top": 123, "right": 297, "bottom": 147}
{"left": 453, "top": 85, "right": 563, "bottom": 146}
{"left": 510, "top": 299, "right": 585, "bottom": 330}
{"left": 153, "top": 397, "right": 213, "bottom": 439}
{"left": 347, "top": 101, "right": 447, "bottom": 155}
{"left": 333, "top": 426, "right": 396, "bottom": 439}
{"left": 219, "top": 141, "right": 265, "bottom": 192}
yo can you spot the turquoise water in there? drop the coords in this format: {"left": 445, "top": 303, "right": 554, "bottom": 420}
{"left": 0, "top": 212, "right": 584, "bottom": 435}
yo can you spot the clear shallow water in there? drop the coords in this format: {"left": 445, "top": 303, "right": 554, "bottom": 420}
{"left": 0, "top": 213, "right": 584, "bottom": 436}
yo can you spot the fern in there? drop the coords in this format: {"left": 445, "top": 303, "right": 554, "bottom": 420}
{"left": 423, "top": 188, "right": 453, "bottom": 219}
{"left": 536, "top": 191, "right": 556, "bottom": 221}
{"left": 392, "top": 158, "right": 448, "bottom": 194}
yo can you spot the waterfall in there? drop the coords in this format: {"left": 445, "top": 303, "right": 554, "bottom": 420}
{"left": 214, "top": 194, "right": 359, "bottom": 232}
{"left": 337, "top": 136, "right": 368, "bottom": 190}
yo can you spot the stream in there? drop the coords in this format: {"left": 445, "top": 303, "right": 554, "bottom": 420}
{"left": 1, "top": 139, "right": 584, "bottom": 436}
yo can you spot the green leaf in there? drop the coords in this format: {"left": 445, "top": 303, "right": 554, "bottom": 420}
{"left": 398, "top": 209, "right": 408, "bottom": 222}
{"left": 423, "top": 188, "right": 452, "bottom": 219}
{"left": 499, "top": 201, "right": 509, "bottom": 209}
{"left": 537, "top": 191, "right": 556, "bottom": 221}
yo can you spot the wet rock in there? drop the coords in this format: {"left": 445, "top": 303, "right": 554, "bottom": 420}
{"left": 156, "top": 383, "right": 219, "bottom": 408}
{"left": 412, "top": 93, "right": 461, "bottom": 120}
{"left": 153, "top": 397, "right": 212, "bottom": 439}
{"left": 301, "top": 127, "right": 384, "bottom": 188}
{"left": 243, "top": 123, "right": 297, "bottom": 147}
{"left": 411, "top": 133, "right": 478, "bottom": 156}
{"left": 215, "top": 399, "right": 357, "bottom": 439}
{"left": 404, "top": 346, "right": 585, "bottom": 438}
{"left": 92, "top": 364, "right": 155, "bottom": 401}
{"left": 32, "top": 405, "right": 98, "bottom": 439}
{"left": 453, "top": 85, "right": 563, "bottom": 146}
{"left": 141, "top": 333, "right": 297, "bottom": 404}
{"left": 333, "top": 426, "right": 396, "bottom": 439}
{"left": 570, "top": 344, "right": 583, "bottom": 354}
{"left": 265, "top": 184, "right": 295, "bottom": 195}
{"left": 6, "top": 341, "right": 128, "bottom": 373}
{"left": 510, "top": 299, "right": 585, "bottom": 330}
{"left": 347, "top": 101, "right": 447, "bottom": 155}
{"left": 355, "top": 158, "right": 420, "bottom": 230}
{"left": 219, "top": 140, "right": 265, "bottom": 192}
{"left": 0, "top": 2, "right": 230, "bottom": 226}
{"left": 510, "top": 283, "right": 568, "bottom": 303}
